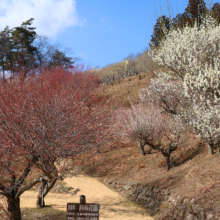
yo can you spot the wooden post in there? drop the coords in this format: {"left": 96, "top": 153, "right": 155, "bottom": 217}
{"left": 80, "top": 195, "right": 86, "bottom": 204}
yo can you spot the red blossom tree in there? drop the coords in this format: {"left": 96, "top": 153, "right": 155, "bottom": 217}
{"left": 0, "top": 65, "right": 111, "bottom": 220}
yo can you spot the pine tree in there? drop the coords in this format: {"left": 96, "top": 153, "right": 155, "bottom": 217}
{"left": 150, "top": 16, "right": 172, "bottom": 47}
{"left": 211, "top": 3, "right": 220, "bottom": 24}
{"left": 0, "top": 26, "right": 13, "bottom": 79}
{"left": 11, "top": 18, "right": 37, "bottom": 75}
{"left": 183, "top": 0, "right": 208, "bottom": 27}
{"left": 48, "top": 49, "right": 74, "bottom": 69}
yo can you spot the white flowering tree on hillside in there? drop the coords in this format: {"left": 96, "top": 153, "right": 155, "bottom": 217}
{"left": 139, "top": 78, "right": 189, "bottom": 116}
{"left": 149, "top": 14, "right": 220, "bottom": 155}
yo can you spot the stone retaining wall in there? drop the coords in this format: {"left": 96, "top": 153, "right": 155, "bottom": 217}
{"left": 102, "top": 180, "right": 218, "bottom": 220}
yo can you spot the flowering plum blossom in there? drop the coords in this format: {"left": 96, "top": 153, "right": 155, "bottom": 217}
{"left": 0, "top": 66, "right": 111, "bottom": 219}
{"left": 149, "top": 14, "right": 220, "bottom": 155}
{"left": 115, "top": 104, "right": 187, "bottom": 170}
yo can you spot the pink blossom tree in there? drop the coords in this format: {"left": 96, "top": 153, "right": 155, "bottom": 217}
{"left": 115, "top": 104, "right": 187, "bottom": 170}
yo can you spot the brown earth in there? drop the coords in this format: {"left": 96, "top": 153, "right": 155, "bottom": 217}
{"left": 79, "top": 74, "right": 220, "bottom": 217}
{"left": 21, "top": 175, "right": 153, "bottom": 220}
{"left": 16, "top": 73, "right": 220, "bottom": 218}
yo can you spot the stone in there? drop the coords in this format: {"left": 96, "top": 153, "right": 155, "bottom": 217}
{"left": 172, "top": 197, "right": 178, "bottom": 206}
{"left": 199, "top": 212, "right": 205, "bottom": 220}
{"left": 173, "top": 208, "right": 179, "bottom": 217}
{"left": 71, "top": 188, "right": 80, "bottom": 195}
{"left": 102, "top": 179, "right": 207, "bottom": 219}
{"left": 138, "top": 193, "right": 145, "bottom": 200}
{"left": 165, "top": 189, "right": 171, "bottom": 195}
{"left": 183, "top": 198, "right": 189, "bottom": 205}
{"left": 186, "top": 214, "right": 194, "bottom": 220}
{"left": 176, "top": 195, "right": 183, "bottom": 204}
{"left": 179, "top": 209, "right": 185, "bottom": 218}
{"left": 190, "top": 198, "right": 195, "bottom": 204}
{"left": 137, "top": 186, "right": 143, "bottom": 193}
{"left": 207, "top": 214, "right": 214, "bottom": 220}
{"left": 124, "top": 185, "right": 132, "bottom": 190}
{"left": 141, "top": 187, "right": 147, "bottom": 194}
{"left": 148, "top": 202, "right": 155, "bottom": 208}
{"left": 135, "top": 164, "right": 145, "bottom": 171}
{"left": 153, "top": 187, "right": 160, "bottom": 193}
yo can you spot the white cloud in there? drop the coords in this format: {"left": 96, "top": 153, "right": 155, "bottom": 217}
{"left": 0, "top": 0, "right": 82, "bottom": 38}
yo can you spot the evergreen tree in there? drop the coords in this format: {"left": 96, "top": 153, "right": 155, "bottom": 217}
{"left": 48, "top": 49, "right": 74, "bottom": 69}
{"left": 150, "top": 16, "right": 172, "bottom": 47}
{"left": 211, "top": 3, "right": 220, "bottom": 24}
{"left": 11, "top": 18, "right": 37, "bottom": 75}
{"left": 183, "top": 0, "right": 208, "bottom": 27}
{"left": 0, "top": 26, "right": 13, "bottom": 79}
{"left": 173, "top": 13, "right": 188, "bottom": 29}
{"left": 150, "top": 0, "right": 209, "bottom": 48}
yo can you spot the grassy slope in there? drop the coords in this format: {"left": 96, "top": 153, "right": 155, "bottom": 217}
{"left": 5, "top": 71, "right": 220, "bottom": 219}
{"left": 79, "top": 72, "right": 220, "bottom": 218}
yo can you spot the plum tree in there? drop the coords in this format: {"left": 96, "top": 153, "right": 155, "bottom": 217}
{"left": 0, "top": 65, "right": 111, "bottom": 220}
{"left": 115, "top": 104, "right": 187, "bottom": 170}
{"left": 150, "top": 14, "right": 220, "bottom": 155}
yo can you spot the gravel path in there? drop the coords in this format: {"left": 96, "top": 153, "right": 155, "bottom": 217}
{"left": 21, "top": 174, "right": 154, "bottom": 220}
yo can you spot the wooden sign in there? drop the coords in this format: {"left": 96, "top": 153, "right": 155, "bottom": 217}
{"left": 67, "top": 196, "right": 100, "bottom": 220}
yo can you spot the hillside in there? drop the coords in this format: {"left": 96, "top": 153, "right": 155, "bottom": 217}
{"left": 98, "top": 71, "right": 154, "bottom": 106}
{"left": 77, "top": 72, "right": 220, "bottom": 219}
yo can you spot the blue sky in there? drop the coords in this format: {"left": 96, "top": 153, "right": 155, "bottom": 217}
{"left": 0, "top": 0, "right": 212, "bottom": 68}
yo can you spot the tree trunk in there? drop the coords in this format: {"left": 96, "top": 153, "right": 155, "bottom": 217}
{"left": 36, "top": 179, "right": 48, "bottom": 208}
{"left": 138, "top": 141, "right": 146, "bottom": 156}
{"left": 36, "top": 176, "right": 58, "bottom": 208}
{"left": 36, "top": 196, "right": 45, "bottom": 208}
{"left": 2, "top": 57, "right": 5, "bottom": 80}
{"left": 146, "top": 145, "right": 152, "bottom": 154}
{"left": 217, "top": 145, "right": 220, "bottom": 156}
{"left": 208, "top": 144, "right": 213, "bottom": 156}
{"left": 7, "top": 197, "right": 21, "bottom": 220}
{"left": 165, "top": 156, "right": 171, "bottom": 171}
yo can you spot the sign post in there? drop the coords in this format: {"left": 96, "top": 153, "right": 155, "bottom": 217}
{"left": 67, "top": 195, "right": 100, "bottom": 220}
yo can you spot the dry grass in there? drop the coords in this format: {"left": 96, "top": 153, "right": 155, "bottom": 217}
{"left": 21, "top": 207, "right": 66, "bottom": 220}
{"left": 79, "top": 140, "right": 220, "bottom": 214}
{"left": 76, "top": 72, "right": 220, "bottom": 216}
{"left": 3, "top": 71, "right": 220, "bottom": 218}
{"left": 99, "top": 72, "right": 154, "bottom": 107}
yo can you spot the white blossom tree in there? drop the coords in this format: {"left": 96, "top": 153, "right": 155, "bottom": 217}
{"left": 149, "top": 14, "right": 220, "bottom": 155}
{"left": 139, "top": 78, "right": 188, "bottom": 116}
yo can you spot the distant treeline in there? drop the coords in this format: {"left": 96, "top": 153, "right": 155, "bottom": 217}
{"left": 93, "top": 49, "right": 161, "bottom": 85}
{"left": 150, "top": 0, "right": 220, "bottom": 48}
{"left": 0, "top": 18, "right": 75, "bottom": 79}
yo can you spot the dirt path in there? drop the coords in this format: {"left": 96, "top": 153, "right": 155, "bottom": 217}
{"left": 21, "top": 174, "right": 154, "bottom": 220}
